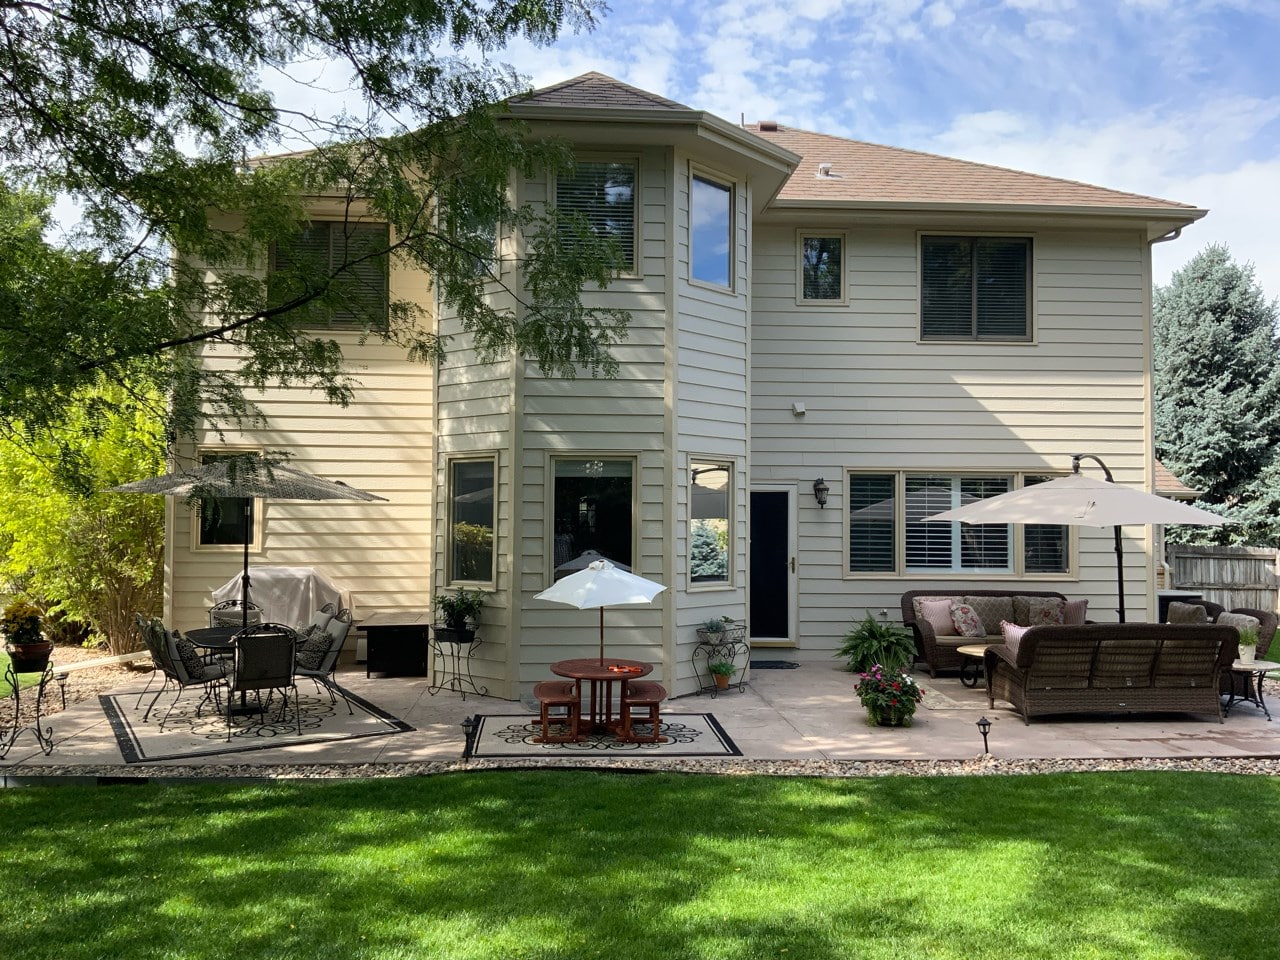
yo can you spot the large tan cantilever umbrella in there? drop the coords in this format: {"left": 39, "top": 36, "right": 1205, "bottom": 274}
{"left": 923, "top": 454, "right": 1227, "bottom": 622}
{"left": 110, "top": 455, "right": 386, "bottom": 628}
{"left": 534, "top": 559, "right": 666, "bottom": 662}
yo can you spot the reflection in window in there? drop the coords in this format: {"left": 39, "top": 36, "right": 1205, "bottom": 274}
{"left": 553, "top": 459, "right": 634, "bottom": 580}
{"left": 801, "top": 236, "right": 843, "bottom": 301}
{"left": 449, "top": 459, "right": 495, "bottom": 583}
{"left": 690, "top": 460, "right": 730, "bottom": 584}
{"left": 691, "top": 175, "right": 732, "bottom": 287}
{"left": 556, "top": 160, "right": 636, "bottom": 270}
{"left": 197, "top": 452, "right": 255, "bottom": 547}
{"left": 1023, "top": 475, "right": 1068, "bottom": 573}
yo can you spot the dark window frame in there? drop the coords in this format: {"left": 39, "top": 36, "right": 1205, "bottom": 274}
{"left": 270, "top": 220, "right": 391, "bottom": 329}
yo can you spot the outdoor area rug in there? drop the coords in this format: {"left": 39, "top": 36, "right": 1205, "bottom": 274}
{"left": 463, "top": 713, "right": 741, "bottom": 759}
{"left": 100, "top": 686, "right": 414, "bottom": 763}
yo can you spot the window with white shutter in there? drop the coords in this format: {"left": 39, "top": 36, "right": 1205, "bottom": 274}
{"left": 271, "top": 221, "right": 389, "bottom": 328}
{"left": 555, "top": 160, "right": 636, "bottom": 271}
{"left": 921, "top": 236, "right": 1031, "bottom": 340}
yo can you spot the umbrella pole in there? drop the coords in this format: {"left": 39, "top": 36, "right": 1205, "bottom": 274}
{"left": 241, "top": 498, "right": 253, "bottom": 630}
{"left": 1113, "top": 524, "right": 1126, "bottom": 623}
{"left": 599, "top": 607, "right": 605, "bottom": 663}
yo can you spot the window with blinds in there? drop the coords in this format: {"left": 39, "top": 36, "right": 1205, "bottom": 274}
{"left": 555, "top": 160, "right": 636, "bottom": 271}
{"left": 920, "top": 236, "right": 1031, "bottom": 340}
{"left": 271, "top": 221, "right": 389, "bottom": 328}
{"left": 801, "top": 235, "right": 844, "bottom": 302}
{"left": 848, "top": 471, "right": 1064, "bottom": 576}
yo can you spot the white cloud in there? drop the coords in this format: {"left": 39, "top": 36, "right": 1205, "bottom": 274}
{"left": 1025, "top": 18, "right": 1075, "bottom": 41}
{"left": 924, "top": 2, "right": 957, "bottom": 28}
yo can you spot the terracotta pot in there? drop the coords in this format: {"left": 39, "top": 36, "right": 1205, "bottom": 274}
{"left": 5, "top": 640, "right": 53, "bottom": 674}
{"left": 714, "top": 673, "right": 730, "bottom": 689}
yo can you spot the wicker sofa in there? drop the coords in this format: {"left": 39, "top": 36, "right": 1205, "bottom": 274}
{"left": 1164, "top": 599, "right": 1278, "bottom": 700}
{"left": 984, "top": 623, "right": 1234, "bottom": 724}
{"left": 900, "top": 589, "right": 1070, "bottom": 678}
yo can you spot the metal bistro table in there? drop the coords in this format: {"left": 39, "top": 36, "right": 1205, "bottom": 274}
{"left": 1224, "top": 658, "right": 1279, "bottom": 721}
{"left": 184, "top": 625, "right": 267, "bottom": 717}
{"left": 551, "top": 657, "right": 652, "bottom": 733}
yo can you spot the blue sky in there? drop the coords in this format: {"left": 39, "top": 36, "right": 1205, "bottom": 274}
{"left": 496, "top": 0, "right": 1280, "bottom": 301}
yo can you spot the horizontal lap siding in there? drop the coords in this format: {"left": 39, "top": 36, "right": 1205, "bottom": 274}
{"left": 670, "top": 156, "right": 751, "bottom": 692}
{"left": 751, "top": 223, "right": 1154, "bottom": 650}
{"left": 516, "top": 149, "right": 672, "bottom": 686}
{"left": 172, "top": 247, "right": 434, "bottom": 633}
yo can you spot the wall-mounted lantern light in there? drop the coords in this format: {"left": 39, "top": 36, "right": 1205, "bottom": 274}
{"left": 813, "top": 478, "right": 830, "bottom": 509}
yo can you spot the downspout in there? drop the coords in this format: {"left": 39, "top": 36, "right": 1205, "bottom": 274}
{"left": 1147, "top": 225, "right": 1182, "bottom": 611}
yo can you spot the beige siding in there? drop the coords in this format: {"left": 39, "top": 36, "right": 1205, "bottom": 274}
{"left": 751, "top": 223, "right": 1155, "bottom": 651}
{"left": 170, "top": 237, "right": 435, "bottom": 633}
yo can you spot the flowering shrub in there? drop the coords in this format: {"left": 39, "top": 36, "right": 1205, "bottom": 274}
{"left": 1, "top": 600, "right": 44, "bottom": 645}
{"left": 855, "top": 663, "right": 924, "bottom": 726}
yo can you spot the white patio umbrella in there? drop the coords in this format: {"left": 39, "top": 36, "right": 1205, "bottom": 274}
{"left": 533, "top": 558, "right": 667, "bottom": 662}
{"left": 923, "top": 454, "right": 1228, "bottom": 622}
{"left": 110, "top": 455, "right": 386, "bottom": 628}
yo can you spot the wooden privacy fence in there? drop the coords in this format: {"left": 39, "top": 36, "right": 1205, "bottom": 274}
{"left": 1168, "top": 544, "right": 1280, "bottom": 613}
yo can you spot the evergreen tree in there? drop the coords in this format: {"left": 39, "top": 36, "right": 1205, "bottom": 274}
{"left": 1153, "top": 244, "right": 1280, "bottom": 544}
{"left": 689, "top": 520, "right": 727, "bottom": 581}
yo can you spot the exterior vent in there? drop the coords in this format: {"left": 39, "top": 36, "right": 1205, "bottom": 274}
{"left": 758, "top": 120, "right": 778, "bottom": 131}
{"left": 815, "top": 162, "right": 841, "bottom": 179}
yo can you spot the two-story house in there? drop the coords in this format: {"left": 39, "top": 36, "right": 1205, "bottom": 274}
{"left": 168, "top": 73, "right": 1205, "bottom": 699}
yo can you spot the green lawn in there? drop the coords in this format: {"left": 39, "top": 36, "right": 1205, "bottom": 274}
{"left": 0, "top": 650, "right": 45, "bottom": 697}
{"left": 1, "top": 770, "right": 1276, "bottom": 959}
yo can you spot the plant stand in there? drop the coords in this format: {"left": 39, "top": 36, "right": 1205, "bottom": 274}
{"left": 429, "top": 627, "right": 488, "bottom": 700}
{"left": 1, "top": 659, "right": 55, "bottom": 758}
{"left": 692, "top": 620, "right": 750, "bottom": 698}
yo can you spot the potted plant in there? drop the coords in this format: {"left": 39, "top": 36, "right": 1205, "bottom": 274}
{"left": 1237, "top": 626, "right": 1259, "bottom": 664}
{"left": 837, "top": 611, "right": 916, "bottom": 673}
{"left": 854, "top": 663, "right": 924, "bottom": 727}
{"left": 696, "top": 615, "right": 737, "bottom": 644}
{"left": 708, "top": 659, "right": 737, "bottom": 690}
{"left": 433, "top": 588, "right": 487, "bottom": 643}
{"left": 2, "top": 599, "right": 52, "bottom": 673}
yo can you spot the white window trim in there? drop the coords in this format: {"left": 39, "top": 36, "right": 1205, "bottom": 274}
{"left": 688, "top": 457, "right": 735, "bottom": 592}
{"left": 796, "top": 230, "right": 849, "bottom": 306}
{"left": 547, "top": 454, "right": 639, "bottom": 585}
{"left": 843, "top": 468, "right": 1076, "bottom": 580}
{"left": 688, "top": 164, "right": 736, "bottom": 292}
{"left": 446, "top": 454, "right": 498, "bottom": 587}
{"left": 550, "top": 154, "right": 642, "bottom": 279}
{"left": 915, "top": 231, "right": 1038, "bottom": 345}
{"left": 190, "top": 446, "right": 264, "bottom": 556}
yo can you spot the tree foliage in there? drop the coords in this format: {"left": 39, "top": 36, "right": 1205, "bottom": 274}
{"left": 0, "top": 0, "right": 628, "bottom": 472}
{"left": 1153, "top": 244, "right": 1280, "bottom": 544}
{"left": 0, "top": 384, "right": 166, "bottom": 653}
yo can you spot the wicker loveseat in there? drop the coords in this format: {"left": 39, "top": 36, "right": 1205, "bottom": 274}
{"left": 1163, "top": 599, "right": 1278, "bottom": 700}
{"left": 900, "top": 589, "right": 1070, "bottom": 678}
{"left": 984, "top": 623, "right": 1234, "bottom": 724}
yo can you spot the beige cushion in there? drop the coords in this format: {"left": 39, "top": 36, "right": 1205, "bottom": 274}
{"left": 950, "top": 601, "right": 986, "bottom": 638}
{"left": 1025, "top": 597, "right": 1066, "bottom": 626}
{"left": 914, "top": 597, "right": 958, "bottom": 636}
{"left": 1063, "top": 598, "right": 1088, "bottom": 625}
{"left": 1217, "top": 611, "right": 1260, "bottom": 637}
{"left": 1001, "top": 620, "right": 1030, "bottom": 658}
{"left": 963, "top": 595, "right": 1015, "bottom": 635}
{"left": 1167, "top": 601, "right": 1209, "bottom": 624}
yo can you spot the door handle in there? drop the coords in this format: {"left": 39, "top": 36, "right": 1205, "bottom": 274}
{"left": 789, "top": 557, "right": 796, "bottom": 573}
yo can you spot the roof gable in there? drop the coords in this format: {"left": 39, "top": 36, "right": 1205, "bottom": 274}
{"left": 515, "top": 72, "right": 692, "bottom": 112}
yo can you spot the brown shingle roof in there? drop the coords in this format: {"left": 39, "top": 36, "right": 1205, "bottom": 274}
{"left": 1154, "top": 459, "right": 1202, "bottom": 500}
{"left": 747, "top": 123, "right": 1197, "bottom": 211}
{"left": 515, "top": 72, "right": 692, "bottom": 112}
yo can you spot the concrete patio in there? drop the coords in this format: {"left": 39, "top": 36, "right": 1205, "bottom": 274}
{"left": 4, "top": 655, "right": 1279, "bottom": 782}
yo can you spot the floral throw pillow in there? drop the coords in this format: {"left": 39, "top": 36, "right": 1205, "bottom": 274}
{"left": 1025, "top": 597, "right": 1065, "bottom": 626}
{"left": 950, "top": 601, "right": 986, "bottom": 638}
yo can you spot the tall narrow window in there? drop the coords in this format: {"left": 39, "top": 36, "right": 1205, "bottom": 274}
{"left": 552, "top": 459, "right": 634, "bottom": 581}
{"left": 691, "top": 174, "right": 732, "bottom": 287}
{"left": 690, "top": 460, "right": 731, "bottom": 585}
{"left": 194, "top": 452, "right": 258, "bottom": 548}
{"left": 1023, "top": 475, "right": 1069, "bottom": 573}
{"left": 271, "top": 221, "right": 390, "bottom": 328}
{"left": 920, "top": 235, "right": 1031, "bottom": 340}
{"left": 448, "top": 458, "right": 496, "bottom": 583}
{"left": 556, "top": 160, "right": 636, "bottom": 271}
{"left": 848, "top": 474, "right": 895, "bottom": 572}
{"left": 800, "top": 235, "right": 844, "bottom": 302}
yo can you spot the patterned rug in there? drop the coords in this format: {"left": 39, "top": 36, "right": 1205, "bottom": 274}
{"left": 100, "top": 685, "right": 413, "bottom": 763}
{"left": 463, "top": 713, "right": 741, "bottom": 759}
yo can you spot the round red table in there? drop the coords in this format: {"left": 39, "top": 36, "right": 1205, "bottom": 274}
{"left": 551, "top": 658, "right": 652, "bottom": 732}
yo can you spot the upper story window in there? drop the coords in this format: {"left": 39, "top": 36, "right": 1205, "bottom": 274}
{"left": 193, "top": 451, "right": 261, "bottom": 552}
{"left": 920, "top": 236, "right": 1031, "bottom": 340}
{"left": 271, "top": 221, "right": 390, "bottom": 328}
{"left": 691, "top": 174, "right": 732, "bottom": 288}
{"left": 800, "top": 234, "right": 845, "bottom": 303}
{"left": 448, "top": 457, "right": 496, "bottom": 584}
{"left": 848, "top": 471, "right": 1068, "bottom": 577}
{"left": 556, "top": 160, "right": 636, "bottom": 272}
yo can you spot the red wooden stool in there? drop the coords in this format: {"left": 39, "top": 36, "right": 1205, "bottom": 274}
{"left": 619, "top": 680, "right": 668, "bottom": 743}
{"left": 533, "top": 680, "right": 582, "bottom": 743}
